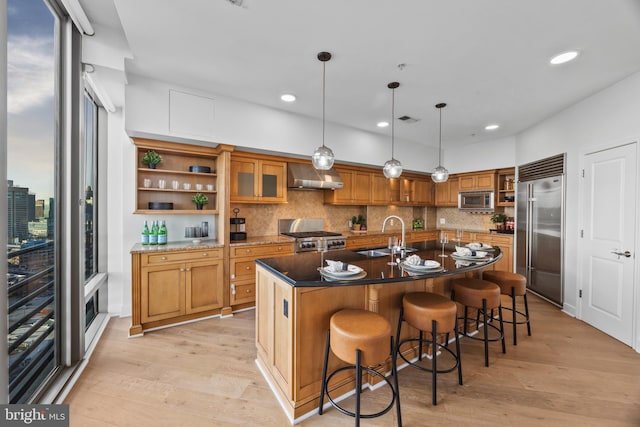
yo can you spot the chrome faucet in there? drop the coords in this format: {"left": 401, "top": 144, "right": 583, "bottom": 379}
{"left": 382, "top": 215, "right": 405, "bottom": 253}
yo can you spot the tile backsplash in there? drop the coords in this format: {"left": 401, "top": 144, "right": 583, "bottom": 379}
{"left": 230, "top": 189, "right": 511, "bottom": 237}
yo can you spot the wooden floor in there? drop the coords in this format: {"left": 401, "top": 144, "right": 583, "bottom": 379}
{"left": 65, "top": 294, "right": 640, "bottom": 426}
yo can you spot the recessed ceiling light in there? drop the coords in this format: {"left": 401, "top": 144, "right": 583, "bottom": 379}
{"left": 377, "top": 121, "right": 389, "bottom": 128}
{"left": 485, "top": 124, "right": 499, "bottom": 131}
{"left": 280, "top": 93, "right": 296, "bottom": 102}
{"left": 550, "top": 50, "right": 579, "bottom": 65}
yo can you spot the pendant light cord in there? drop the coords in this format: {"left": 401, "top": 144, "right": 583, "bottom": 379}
{"left": 438, "top": 106, "right": 442, "bottom": 165}
{"left": 391, "top": 86, "right": 395, "bottom": 159}
{"left": 322, "top": 61, "right": 326, "bottom": 149}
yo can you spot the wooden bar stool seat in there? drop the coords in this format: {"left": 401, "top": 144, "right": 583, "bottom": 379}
{"left": 482, "top": 270, "right": 531, "bottom": 345}
{"left": 451, "top": 278, "right": 506, "bottom": 367}
{"left": 319, "top": 309, "right": 402, "bottom": 426}
{"left": 395, "top": 292, "right": 462, "bottom": 405}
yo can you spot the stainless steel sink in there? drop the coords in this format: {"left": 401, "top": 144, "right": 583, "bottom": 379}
{"left": 356, "top": 247, "right": 417, "bottom": 257}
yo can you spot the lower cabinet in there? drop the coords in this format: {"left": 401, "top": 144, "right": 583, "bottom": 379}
{"left": 229, "top": 242, "right": 294, "bottom": 307}
{"left": 130, "top": 247, "right": 224, "bottom": 335}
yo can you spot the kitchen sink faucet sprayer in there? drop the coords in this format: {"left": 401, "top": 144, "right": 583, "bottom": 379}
{"left": 382, "top": 215, "right": 405, "bottom": 257}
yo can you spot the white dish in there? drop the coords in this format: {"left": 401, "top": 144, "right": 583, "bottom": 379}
{"left": 319, "top": 270, "right": 367, "bottom": 281}
{"left": 192, "top": 239, "right": 202, "bottom": 244}
{"left": 452, "top": 252, "right": 489, "bottom": 261}
{"left": 466, "top": 243, "right": 493, "bottom": 250}
{"left": 401, "top": 260, "right": 441, "bottom": 270}
{"left": 320, "top": 264, "right": 363, "bottom": 276}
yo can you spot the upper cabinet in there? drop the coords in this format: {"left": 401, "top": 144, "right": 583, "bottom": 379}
{"left": 458, "top": 171, "right": 496, "bottom": 191}
{"left": 326, "top": 167, "right": 434, "bottom": 206}
{"left": 133, "top": 138, "right": 231, "bottom": 214}
{"left": 434, "top": 176, "right": 459, "bottom": 207}
{"left": 496, "top": 167, "right": 516, "bottom": 207}
{"left": 230, "top": 152, "right": 287, "bottom": 204}
{"left": 324, "top": 167, "right": 371, "bottom": 205}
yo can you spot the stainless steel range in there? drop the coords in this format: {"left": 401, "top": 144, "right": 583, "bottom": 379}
{"left": 278, "top": 218, "right": 347, "bottom": 253}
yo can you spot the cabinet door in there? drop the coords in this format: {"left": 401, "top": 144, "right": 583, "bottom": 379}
{"left": 448, "top": 177, "right": 459, "bottom": 205}
{"left": 412, "top": 179, "right": 434, "bottom": 205}
{"left": 352, "top": 171, "right": 371, "bottom": 204}
{"left": 327, "top": 169, "right": 354, "bottom": 204}
{"left": 141, "top": 264, "right": 185, "bottom": 323}
{"left": 186, "top": 259, "right": 224, "bottom": 314}
{"left": 371, "top": 174, "right": 389, "bottom": 204}
{"left": 458, "top": 175, "right": 476, "bottom": 191}
{"left": 476, "top": 173, "right": 495, "bottom": 190}
{"left": 260, "top": 160, "right": 287, "bottom": 202}
{"left": 434, "top": 181, "right": 450, "bottom": 206}
{"left": 231, "top": 158, "right": 258, "bottom": 201}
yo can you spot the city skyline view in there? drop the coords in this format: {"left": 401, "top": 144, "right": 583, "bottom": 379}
{"left": 7, "top": 0, "right": 55, "bottom": 200}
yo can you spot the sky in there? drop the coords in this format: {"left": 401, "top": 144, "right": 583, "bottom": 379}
{"left": 7, "top": 0, "right": 56, "bottom": 200}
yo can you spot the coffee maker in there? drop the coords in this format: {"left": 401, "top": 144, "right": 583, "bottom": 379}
{"left": 230, "top": 208, "right": 247, "bottom": 241}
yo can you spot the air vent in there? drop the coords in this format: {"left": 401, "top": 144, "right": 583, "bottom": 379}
{"left": 398, "top": 115, "right": 419, "bottom": 123}
{"left": 518, "top": 153, "right": 565, "bottom": 182}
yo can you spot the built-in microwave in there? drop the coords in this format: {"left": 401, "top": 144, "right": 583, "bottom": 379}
{"left": 458, "top": 190, "right": 495, "bottom": 212}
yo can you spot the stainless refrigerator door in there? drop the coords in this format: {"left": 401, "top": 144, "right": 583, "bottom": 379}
{"left": 515, "top": 183, "right": 529, "bottom": 279}
{"left": 528, "top": 177, "right": 563, "bottom": 305}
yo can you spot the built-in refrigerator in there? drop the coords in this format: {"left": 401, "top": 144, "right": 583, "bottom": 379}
{"left": 516, "top": 175, "right": 564, "bottom": 306}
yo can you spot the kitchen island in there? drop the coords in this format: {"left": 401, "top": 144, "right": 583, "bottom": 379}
{"left": 254, "top": 240, "right": 502, "bottom": 423}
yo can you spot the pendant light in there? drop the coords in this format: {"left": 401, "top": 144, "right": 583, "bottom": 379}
{"left": 431, "top": 102, "right": 449, "bottom": 183}
{"left": 312, "top": 51, "right": 335, "bottom": 170}
{"left": 383, "top": 82, "right": 403, "bottom": 179}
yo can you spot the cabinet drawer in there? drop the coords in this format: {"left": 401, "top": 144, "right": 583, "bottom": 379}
{"left": 232, "top": 243, "right": 294, "bottom": 258}
{"left": 231, "top": 259, "right": 256, "bottom": 279}
{"left": 231, "top": 282, "right": 255, "bottom": 305}
{"left": 143, "top": 248, "right": 222, "bottom": 266}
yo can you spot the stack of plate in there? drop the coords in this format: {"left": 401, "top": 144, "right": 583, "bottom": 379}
{"left": 318, "top": 264, "right": 366, "bottom": 281}
{"left": 400, "top": 258, "right": 441, "bottom": 273}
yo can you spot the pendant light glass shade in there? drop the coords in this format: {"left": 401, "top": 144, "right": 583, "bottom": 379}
{"left": 431, "top": 102, "right": 449, "bottom": 183}
{"left": 312, "top": 52, "right": 335, "bottom": 170}
{"left": 383, "top": 82, "right": 402, "bottom": 178}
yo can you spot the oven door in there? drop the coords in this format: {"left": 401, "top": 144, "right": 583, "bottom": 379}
{"left": 458, "top": 191, "right": 494, "bottom": 212}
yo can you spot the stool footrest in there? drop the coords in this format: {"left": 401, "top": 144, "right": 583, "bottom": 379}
{"left": 397, "top": 337, "right": 460, "bottom": 375}
{"left": 457, "top": 316, "right": 504, "bottom": 343}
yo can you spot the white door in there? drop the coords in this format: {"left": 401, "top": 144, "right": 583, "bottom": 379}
{"left": 580, "top": 142, "right": 637, "bottom": 346}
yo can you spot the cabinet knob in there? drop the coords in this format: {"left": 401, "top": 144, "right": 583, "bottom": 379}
{"left": 277, "top": 247, "right": 282, "bottom": 251}
{"left": 246, "top": 289, "right": 251, "bottom": 293}
{"left": 186, "top": 268, "right": 191, "bottom": 272}
{"left": 202, "top": 253, "right": 208, "bottom": 256}
{"left": 180, "top": 268, "right": 185, "bottom": 272}
{"left": 245, "top": 249, "right": 251, "bottom": 253}
{"left": 161, "top": 256, "right": 167, "bottom": 260}
{"left": 245, "top": 266, "right": 251, "bottom": 270}
{"left": 231, "top": 284, "right": 236, "bottom": 294}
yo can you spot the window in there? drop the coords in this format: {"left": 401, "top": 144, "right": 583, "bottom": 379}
{"left": 6, "top": 0, "right": 58, "bottom": 403}
{"left": 83, "top": 92, "right": 97, "bottom": 282}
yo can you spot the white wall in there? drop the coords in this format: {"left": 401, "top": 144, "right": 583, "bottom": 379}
{"left": 124, "top": 74, "right": 440, "bottom": 173}
{"left": 516, "top": 70, "right": 640, "bottom": 333}
{"left": 444, "top": 136, "right": 517, "bottom": 173}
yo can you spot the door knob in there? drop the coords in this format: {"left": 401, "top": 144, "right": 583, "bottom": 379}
{"left": 611, "top": 250, "right": 631, "bottom": 258}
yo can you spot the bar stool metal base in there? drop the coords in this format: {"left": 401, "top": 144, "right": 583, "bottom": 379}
{"left": 454, "top": 298, "right": 506, "bottom": 367}
{"left": 319, "top": 329, "right": 402, "bottom": 427}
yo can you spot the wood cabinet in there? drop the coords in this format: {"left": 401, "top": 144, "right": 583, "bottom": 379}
{"left": 496, "top": 168, "right": 516, "bottom": 207}
{"left": 371, "top": 174, "right": 391, "bottom": 204}
{"left": 131, "top": 247, "right": 224, "bottom": 335}
{"left": 229, "top": 242, "right": 294, "bottom": 306}
{"left": 460, "top": 232, "right": 514, "bottom": 273}
{"left": 458, "top": 171, "right": 496, "bottom": 191}
{"left": 230, "top": 153, "right": 287, "bottom": 203}
{"left": 434, "top": 176, "right": 459, "bottom": 206}
{"left": 345, "top": 234, "right": 388, "bottom": 249}
{"left": 324, "top": 167, "right": 371, "bottom": 205}
{"left": 411, "top": 177, "right": 435, "bottom": 205}
{"left": 133, "top": 138, "right": 231, "bottom": 214}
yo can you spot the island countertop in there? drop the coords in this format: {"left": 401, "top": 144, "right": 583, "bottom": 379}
{"left": 255, "top": 240, "right": 502, "bottom": 287}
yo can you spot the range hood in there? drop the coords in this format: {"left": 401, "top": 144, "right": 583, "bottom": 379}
{"left": 287, "top": 163, "right": 344, "bottom": 190}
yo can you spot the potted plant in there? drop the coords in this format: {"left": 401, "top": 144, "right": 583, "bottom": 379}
{"left": 351, "top": 214, "right": 365, "bottom": 231}
{"left": 490, "top": 212, "right": 507, "bottom": 230}
{"left": 192, "top": 193, "right": 208, "bottom": 210}
{"left": 141, "top": 150, "right": 162, "bottom": 169}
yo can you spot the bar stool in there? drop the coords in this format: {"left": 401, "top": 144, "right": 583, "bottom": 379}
{"left": 395, "top": 292, "right": 462, "bottom": 405}
{"left": 482, "top": 271, "right": 531, "bottom": 345}
{"left": 319, "top": 309, "right": 402, "bottom": 427}
{"left": 451, "top": 278, "right": 506, "bottom": 367}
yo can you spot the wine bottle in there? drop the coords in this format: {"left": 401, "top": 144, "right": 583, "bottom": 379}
{"left": 158, "top": 220, "right": 168, "bottom": 245}
{"left": 141, "top": 220, "right": 150, "bottom": 245}
{"left": 149, "top": 220, "right": 158, "bottom": 245}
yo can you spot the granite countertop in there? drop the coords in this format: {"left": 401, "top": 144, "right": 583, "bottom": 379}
{"left": 131, "top": 239, "right": 224, "bottom": 253}
{"left": 256, "top": 240, "right": 502, "bottom": 287}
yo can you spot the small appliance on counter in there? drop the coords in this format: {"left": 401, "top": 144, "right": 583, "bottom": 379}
{"left": 230, "top": 208, "right": 247, "bottom": 241}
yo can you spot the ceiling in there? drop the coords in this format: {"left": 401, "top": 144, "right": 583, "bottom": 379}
{"left": 81, "top": 0, "right": 640, "bottom": 149}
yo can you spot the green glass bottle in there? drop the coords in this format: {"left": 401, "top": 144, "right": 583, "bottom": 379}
{"left": 141, "top": 220, "right": 150, "bottom": 245}
{"left": 158, "top": 220, "right": 167, "bottom": 245}
{"left": 149, "top": 220, "right": 158, "bottom": 245}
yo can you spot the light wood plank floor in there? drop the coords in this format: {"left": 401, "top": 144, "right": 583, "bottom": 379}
{"left": 65, "top": 294, "right": 640, "bottom": 426}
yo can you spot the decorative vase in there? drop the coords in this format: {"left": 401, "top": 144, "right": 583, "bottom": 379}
{"left": 353, "top": 224, "right": 361, "bottom": 231}
{"left": 148, "top": 163, "right": 156, "bottom": 169}
{"left": 196, "top": 204, "right": 203, "bottom": 210}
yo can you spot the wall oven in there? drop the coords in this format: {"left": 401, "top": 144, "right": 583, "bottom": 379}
{"left": 458, "top": 190, "right": 494, "bottom": 212}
